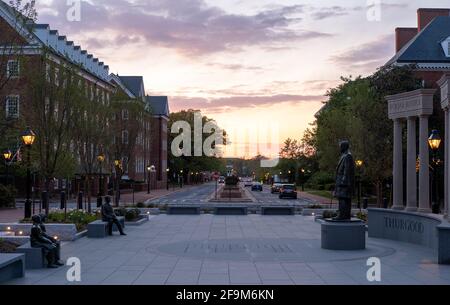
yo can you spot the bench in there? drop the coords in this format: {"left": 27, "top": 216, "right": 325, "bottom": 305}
{"left": 87, "top": 216, "right": 125, "bottom": 238}
{"left": 0, "top": 254, "right": 25, "bottom": 283}
{"left": 15, "top": 242, "right": 46, "bottom": 269}
{"left": 214, "top": 206, "right": 248, "bottom": 215}
{"left": 167, "top": 206, "right": 201, "bottom": 215}
{"left": 261, "top": 206, "right": 295, "bottom": 215}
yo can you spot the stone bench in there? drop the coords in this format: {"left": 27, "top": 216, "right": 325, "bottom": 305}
{"left": 87, "top": 216, "right": 125, "bottom": 238}
{"left": 15, "top": 242, "right": 47, "bottom": 269}
{"left": 261, "top": 206, "right": 295, "bottom": 215}
{"left": 167, "top": 206, "right": 201, "bottom": 215}
{"left": 214, "top": 206, "right": 248, "bottom": 215}
{"left": 0, "top": 253, "right": 25, "bottom": 283}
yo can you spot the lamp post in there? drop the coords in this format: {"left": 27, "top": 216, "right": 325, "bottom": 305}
{"left": 166, "top": 168, "right": 170, "bottom": 190}
{"left": 96, "top": 154, "right": 105, "bottom": 207}
{"left": 428, "top": 130, "right": 442, "bottom": 214}
{"left": 3, "top": 149, "right": 12, "bottom": 186}
{"left": 147, "top": 165, "right": 156, "bottom": 194}
{"left": 300, "top": 168, "right": 306, "bottom": 191}
{"left": 355, "top": 159, "right": 364, "bottom": 212}
{"left": 114, "top": 159, "right": 122, "bottom": 207}
{"left": 21, "top": 127, "right": 36, "bottom": 219}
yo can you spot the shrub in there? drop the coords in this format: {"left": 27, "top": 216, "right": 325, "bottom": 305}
{"left": 306, "top": 204, "right": 323, "bottom": 209}
{"left": 114, "top": 208, "right": 127, "bottom": 217}
{"left": 136, "top": 202, "right": 145, "bottom": 208}
{"left": 322, "top": 210, "right": 338, "bottom": 219}
{"left": 0, "top": 184, "right": 16, "bottom": 208}
{"left": 125, "top": 208, "right": 141, "bottom": 221}
{"left": 356, "top": 211, "right": 368, "bottom": 222}
{"left": 306, "top": 172, "right": 334, "bottom": 190}
{"left": 0, "top": 239, "right": 19, "bottom": 253}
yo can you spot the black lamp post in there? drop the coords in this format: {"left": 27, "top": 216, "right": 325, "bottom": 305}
{"left": 21, "top": 127, "right": 36, "bottom": 219}
{"left": 355, "top": 159, "right": 364, "bottom": 211}
{"left": 3, "top": 149, "right": 12, "bottom": 186}
{"left": 114, "top": 159, "right": 122, "bottom": 207}
{"left": 428, "top": 130, "right": 442, "bottom": 214}
{"left": 166, "top": 168, "right": 170, "bottom": 190}
{"left": 96, "top": 154, "right": 105, "bottom": 207}
{"left": 147, "top": 165, "right": 156, "bottom": 194}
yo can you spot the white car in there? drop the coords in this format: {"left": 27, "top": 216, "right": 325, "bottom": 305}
{"left": 243, "top": 178, "right": 254, "bottom": 187}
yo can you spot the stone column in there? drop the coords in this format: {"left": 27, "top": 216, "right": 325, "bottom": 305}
{"left": 418, "top": 115, "right": 431, "bottom": 213}
{"left": 406, "top": 116, "right": 417, "bottom": 211}
{"left": 446, "top": 109, "right": 450, "bottom": 219}
{"left": 392, "top": 118, "right": 404, "bottom": 210}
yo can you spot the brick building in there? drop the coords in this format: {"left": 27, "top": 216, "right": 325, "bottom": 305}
{"left": 0, "top": 1, "right": 169, "bottom": 194}
{"left": 388, "top": 8, "right": 450, "bottom": 86}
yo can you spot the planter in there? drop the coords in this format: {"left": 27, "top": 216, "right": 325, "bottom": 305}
{"left": 0, "top": 223, "right": 78, "bottom": 241}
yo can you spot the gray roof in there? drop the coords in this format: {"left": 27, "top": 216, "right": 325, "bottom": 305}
{"left": 119, "top": 76, "right": 145, "bottom": 98}
{"left": 146, "top": 96, "right": 170, "bottom": 117}
{"left": 387, "top": 16, "right": 450, "bottom": 65}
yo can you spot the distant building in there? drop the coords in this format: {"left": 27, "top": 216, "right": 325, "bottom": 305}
{"left": 146, "top": 96, "right": 169, "bottom": 189}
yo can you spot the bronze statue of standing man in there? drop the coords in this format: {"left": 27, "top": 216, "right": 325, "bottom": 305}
{"left": 333, "top": 140, "right": 355, "bottom": 221}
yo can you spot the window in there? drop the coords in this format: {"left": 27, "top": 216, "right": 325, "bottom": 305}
{"left": 7, "top": 60, "right": 19, "bottom": 78}
{"left": 122, "top": 130, "right": 129, "bottom": 145}
{"left": 442, "top": 37, "right": 450, "bottom": 57}
{"left": 54, "top": 68, "right": 59, "bottom": 86}
{"left": 122, "top": 109, "right": 129, "bottom": 120}
{"left": 5, "top": 95, "right": 19, "bottom": 118}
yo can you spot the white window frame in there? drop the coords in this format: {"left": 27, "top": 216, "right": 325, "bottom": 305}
{"left": 6, "top": 60, "right": 20, "bottom": 78}
{"left": 5, "top": 95, "right": 19, "bottom": 118}
{"left": 122, "top": 130, "right": 129, "bottom": 145}
{"left": 122, "top": 109, "right": 129, "bottom": 120}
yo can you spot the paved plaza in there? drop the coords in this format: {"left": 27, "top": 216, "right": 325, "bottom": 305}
{"left": 5, "top": 215, "right": 450, "bottom": 285}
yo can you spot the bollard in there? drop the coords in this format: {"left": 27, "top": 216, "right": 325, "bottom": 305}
{"left": 97, "top": 196, "right": 103, "bottom": 208}
{"left": 363, "top": 198, "right": 368, "bottom": 209}
{"left": 60, "top": 191, "right": 66, "bottom": 209}
{"left": 77, "top": 191, "right": 83, "bottom": 210}
{"left": 41, "top": 191, "right": 49, "bottom": 213}
{"left": 383, "top": 198, "right": 388, "bottom": 209}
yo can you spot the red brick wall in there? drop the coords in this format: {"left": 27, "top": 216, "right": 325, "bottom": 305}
{"left": 395, "top": 28, "right": 417, "bottom": 52}
{"left": 417, "top": 8, "right": 450, "bottom": 31}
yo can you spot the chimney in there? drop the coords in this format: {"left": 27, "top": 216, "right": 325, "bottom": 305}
{"left": 395, "top": 28, "right": 417, "bottom": 52}
{"left": 418, "top": 8, "right": 450, "bottom": 32}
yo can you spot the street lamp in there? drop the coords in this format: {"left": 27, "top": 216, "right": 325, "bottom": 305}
{"left": 429, "top": 130, "right": 442, "bottom": 214}
{"left": 114, "top": 159, "right": 122, "bottom": 207}
{"left": 3, "top": 149, "right": 12, "bottom": 186}
{"left": 355, "top": 159, "right": 364, "bottom": 211}
{"left": 21, "top": 127, "right": 36, "bottom": 219}
{"left": 97, "top": 154, "right": 105, "bottom": 196}
{"left": 166, "top": 168, "right": 170, "bottom": 190}
{"left": 147, "top": 165, "right": 156, "bottom": 194}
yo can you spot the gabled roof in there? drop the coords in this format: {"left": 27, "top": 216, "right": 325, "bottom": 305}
{"left": 387, "top": 16, "right": 450, "bottom": 66}
{"left": 108, "top": 74, "right": 136, "bottom": 98}
{"left": 146, "top": 96, "right": 170, "bottom": 117}
{"left": 118, "top": 76, "right": 145, "bottom": 98}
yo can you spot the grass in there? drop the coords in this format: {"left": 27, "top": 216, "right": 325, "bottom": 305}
{"left": 304, "top": 188, "right": 334, "bottom": 200}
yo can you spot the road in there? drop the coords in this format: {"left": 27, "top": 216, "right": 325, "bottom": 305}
{"left": 148, "top": 182, "right": 313, "bottom": 206}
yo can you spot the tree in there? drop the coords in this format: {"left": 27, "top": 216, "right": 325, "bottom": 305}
{"left": 168, "top": 109, "right": 227, "bottom": 179}
{"left": 311, "top": 66, "right": 422, "bottom": 205}
{"left": 26, "top": 51, "right": 80, "bottom": 200}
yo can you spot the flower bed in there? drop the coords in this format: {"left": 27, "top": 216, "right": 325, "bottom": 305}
{"left": 21, "top": 209, "right": 98, "bottom": 232}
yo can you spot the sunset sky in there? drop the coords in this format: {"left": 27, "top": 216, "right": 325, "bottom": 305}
{"left": 34, "top": 0, "right": 450, "bottom": 158}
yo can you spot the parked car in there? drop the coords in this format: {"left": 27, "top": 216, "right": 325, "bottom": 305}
{"left": 251, "top": 182, "right": 263, "bottom": 192}
{"left": 271, "top": 183, "right": 283, "bottom": 194}
{"left": 279, "top": 184, "right": 298, "bottom": 199}
{"left": 218, "top": 176, "right": 225, "bottom": 184}
{"left": 243, "top": 178, "right": 254, "bottom": 187}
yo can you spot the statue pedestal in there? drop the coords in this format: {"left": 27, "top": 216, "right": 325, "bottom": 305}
{"left": 321, "top": 219, "right": 366, "bottom": 250}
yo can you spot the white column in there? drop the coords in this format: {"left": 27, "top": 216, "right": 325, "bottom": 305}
{"left": 418, "top": 115, "right": 431, "bottom": 213}
{"left": 406, "top": 116, "right": 417, "bottom": 211}
{"left": 446, "top": 109, "right": 450, "bottom": 219}
{"left": 392, "top": 118, "right": 404, "bottom": 210}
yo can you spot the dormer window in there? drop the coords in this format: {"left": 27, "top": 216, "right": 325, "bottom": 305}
{"left": 442, "top": 36, "right": 450, "bottom": 57}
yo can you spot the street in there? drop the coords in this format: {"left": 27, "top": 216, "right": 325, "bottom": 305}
{"left": 147, "top": 182, "right": 314, "bottom": 206}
